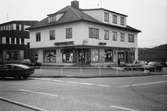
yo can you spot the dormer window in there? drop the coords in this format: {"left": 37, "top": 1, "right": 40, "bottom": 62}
{"left": 104, "top": 12, "right": 109, "bottom": 22}
{"left": 112, "top": 15, "right": 117, "bottom": 24}
{"left": 120, "top": 16, "right": 125, "bottom": 25}
{"left": 48, "top": 13, "right": 64, "bottom": 23}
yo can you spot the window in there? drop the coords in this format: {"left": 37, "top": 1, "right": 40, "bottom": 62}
{"left": 128, "top": 34, "right": 135, "bottom": 43}
{"left": 44, "top": 50, "right": 56, "bottom": 63}
{"left": 112, "top": 31, "right": 117, "bottom": 41}
{"left": 16, "top": 24, "right": 20, "bottom": 30}
{"left": 2, "top": 37, "right": 6, "bottom": 44}
{"left": 62, "top": 49, "right": 73, "bottom": 63}
{"left": 104, "top": 12, "right": 109, "bottom": 22}
{"left": 0, "top": 37, "right": 2, "bottom": 44}
{"left": 112, "top": 15, "right": 117, "bottom": 24}
{"left": 36, "top": 32, "right": 41, "bottom": 42}
{"left": 104, "top": 30, "right": 109, "bottom": 40}
{"left": 16, "top": 38, "right": 20, "bottom": 44}
{"left": 49, "top": 30, "right": 55, "bottom": 40}
{"left": 21, "top": 38, "right": 24, "bottom": 44}
{"left": 91, "top": 49, "right": 99, "bottom": 62}
{"left": 120, "top": 17, "right": 125, "bottom": 25}
{"left": 120, "top": 33, "right": 125, "bottom": 42}
{"left": 89, "top": 28, "right": 99, "bottom": 39}
{"left": 11, "top": 38, "right": 15, "bottom": 44}
{"left": 6, "top": 37, "right": 10, "bottom": 44}
{"left": 105, "top": 49, "right": 113, "bottom": 62}
{"left": 66, "top": 28, "right": 72, "bottom": 39}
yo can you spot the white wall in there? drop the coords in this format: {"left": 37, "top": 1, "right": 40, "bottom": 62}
{"left": 30, "top": 22, "right": 86, "bottom": 48}
{"left": 30, "top": 22, "right": 138, "bottom": 49}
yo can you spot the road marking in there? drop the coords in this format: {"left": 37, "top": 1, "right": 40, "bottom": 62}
{"left": 120, "top": 80, "right": 167, "bottom": 88}
{"left": 110, "top": 105, "right": 138, "bottom": 111}
{"left": 20, "top": 89, "right": 58, "bottom": 97}
{"left": 33, "top": 78, "right": 112, "bottom": 88}
{"left": 0, "top": 96, "right": 48, "bottom": 111}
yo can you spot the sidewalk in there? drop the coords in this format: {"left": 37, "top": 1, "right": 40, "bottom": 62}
{"left": 31, "top": 67, "right": 167, "bottom": 78}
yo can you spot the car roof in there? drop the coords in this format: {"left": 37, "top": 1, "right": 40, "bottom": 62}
{"left": 5, "top": 64, "right": 30, "bottom": 69}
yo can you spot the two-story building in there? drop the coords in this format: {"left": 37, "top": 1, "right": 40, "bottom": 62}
{"left": 0, "top": 20, "right": 38, "bottom": 64}
{"left": 28, "top": 0, "right": 141, "bottom": 66}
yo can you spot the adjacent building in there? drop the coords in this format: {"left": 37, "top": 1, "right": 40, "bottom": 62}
{"left": 0, "top": 20, "right": 38, "bottom": 64}
{"left": 28, "top": 1, "right": 141, "bottom": 66}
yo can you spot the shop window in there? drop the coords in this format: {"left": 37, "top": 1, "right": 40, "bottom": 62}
{"left": 5, "top": 51, "right": 19, "bottom": 60}
{"left": 44, "top": 50, "right": 56, "bottom": 63}
{"left": 105, "top": 50, "right": 113, "bottom": 62}
{"left": 62, "top": 50, "right": 73, "bottom": 63}
{"left": 91, "top": 49, "right": 99, "bottom": 62}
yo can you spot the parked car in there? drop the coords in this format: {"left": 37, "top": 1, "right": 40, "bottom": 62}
{"left": 125, "top": 61, "right": 146, "bottom": 71}
{"left": 0, "top": 64, "right": 34, "bottom": 79}
{"left": 21, "top": 59, "right": 42, "bottom": 67}
{"left": 145, "top": 61, "right": 163, "bottom": 72}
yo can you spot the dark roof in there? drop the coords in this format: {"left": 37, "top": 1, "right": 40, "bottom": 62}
{"left": 0, "top": 20, "right": 39, "bottom": 26}
{"left": 81, "top": 8, "right": 128, "bottom": 17}
{"left": 28, "top": 6, "right": 141, "bottom": 32}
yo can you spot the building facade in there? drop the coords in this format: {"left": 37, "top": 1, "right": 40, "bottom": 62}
{"left": 28, "top": 1, "right": 141, "bottom": 66}
{"left": 0, "top": 21, "right": 38, "bottom": 64}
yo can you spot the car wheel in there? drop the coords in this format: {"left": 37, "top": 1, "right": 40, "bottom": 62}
{"left": 23, "top": 75, "right": 29, "bottom": 79}
{"left": 14, "top": 75, "right": 22, "bottom": 80}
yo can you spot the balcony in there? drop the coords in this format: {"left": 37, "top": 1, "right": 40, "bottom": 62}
{"left": 0, "top": 30, "right": 29, "bottom": 38}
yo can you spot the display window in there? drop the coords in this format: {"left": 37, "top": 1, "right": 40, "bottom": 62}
{"left": 105, "top": 49, "right": 113, "bottom": 62}
{"left": 62, "top": 49, "right": 73, "bottom": 63}
{"left": 44, "top": 50, "right": 56, "bottom": 63}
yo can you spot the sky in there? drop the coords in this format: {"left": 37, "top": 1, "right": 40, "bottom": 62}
{"left": 0, "top": 0, "right": 167, "bottom": 48}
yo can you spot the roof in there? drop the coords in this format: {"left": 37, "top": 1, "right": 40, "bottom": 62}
{"left": 28, "top": 6, "right": 141, "bottom": 32}
{"left": 0, "top": 20, "right": 39, "bottom": 26}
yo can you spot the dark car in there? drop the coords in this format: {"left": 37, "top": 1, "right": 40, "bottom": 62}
{"left": 0, "top": 64, "right": 34, "bottom": 79}
{"left": 145, "top": 62, "right": 163, "bottom": 72}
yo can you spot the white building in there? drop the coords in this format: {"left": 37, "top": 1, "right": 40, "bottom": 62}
{"left": 28, "top": 0, "right": 141, "bottom": 66}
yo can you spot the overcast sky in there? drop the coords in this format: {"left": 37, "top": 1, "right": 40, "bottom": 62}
{"left": 0, "top": 0, "right": 167, "bottom": 48}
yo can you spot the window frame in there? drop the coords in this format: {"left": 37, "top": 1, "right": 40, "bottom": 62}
{"left": 104, "top": 30, "right": 109, "bottom": 40}
{"left": 89, "top": 28, "right": 99, "bottom": 39}
{"left": 66, "top": 28, "right": 72, "bottom": 39}
{"left": 36, "top": 32, "right": 41, "bottom": 42}
{"left": 120, "top": 16, "right": 125, "bottom": 25}
{"left": 49, "top": 30, "right": 55, "bottom": 40}
{"left": 112, "top": 31, "right": 117, "bottom": 41}
{"left": 128, "top": 34, "right": 135, "bottom": 43}
{"left": 112, "top": 15, "right": 117, "bottom": 24}
{"left": 120, "top": 32, "right": 125, "bottom": 42}
{"left": 104, "top": 12, "right": 109, "bottom": 22}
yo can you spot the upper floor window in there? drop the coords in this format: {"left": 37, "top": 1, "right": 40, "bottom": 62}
{"left": 21, "top": 38, "right": 24, "bottom": 44}
{"left": 112, "top": 31, "right": 117, "bottom": 41}
{"left": 104, "top": 12, "right": 109, "bottom": 22}
{"left": 6, "top": 37, "right": 10, "bottom": 44}
{"left": 120, "top": 17, "right": 125, "bottom": 25}
{"left": 11, "top": 38, "right": 15, "bottom": 44}
{"left": 128, "top": 34, "right": 135, "bottom": 43}
{"left": 89, "top": 28, "right": 99, "bottom": 39}
{"left": 112, "top": 15, "right": 117, "bottom": 24}
{"left": 16, "top": 38, "right": 20, "bottom": 44}
{"left": 120, "top": 33, "right": 125, "bottom": 42}
{"left": 36, "top": 32, "right": 41, "bottom": 42}
{"left": 48, "top": 13, "right": 64, "bottom": 23}
{"left": 49, "top": 30, "right": 55, "bottom": 40}
{"left": 66, "top": 28, "right": 72, "bottom": 39}
{"left": 104, "top": 30, "right": 109, "bottom": 40}
{"left": 16, "top": 24, "right": 20, "bottom": 30}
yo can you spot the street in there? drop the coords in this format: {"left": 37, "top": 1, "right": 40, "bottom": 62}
{"left": 0, "top": 75, "right": 167, "bottom": 111}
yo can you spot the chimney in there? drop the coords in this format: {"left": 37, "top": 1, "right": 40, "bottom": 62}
{"left": 71, "top": 0, "right": 79, "bottom": 9}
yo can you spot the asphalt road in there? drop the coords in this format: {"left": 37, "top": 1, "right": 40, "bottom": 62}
{"left": 0, "top": 75, "right": 167, "bottom": 111}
